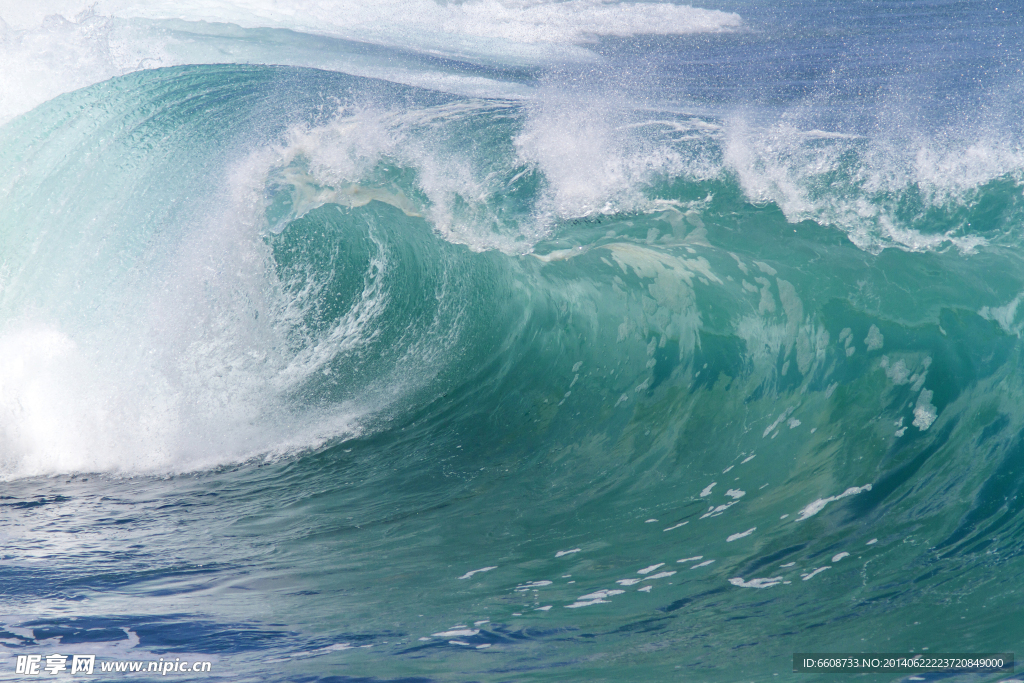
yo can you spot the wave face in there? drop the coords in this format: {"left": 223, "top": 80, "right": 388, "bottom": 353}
{"left": 3, "top": 2, "right": 1024, "bottom": 681}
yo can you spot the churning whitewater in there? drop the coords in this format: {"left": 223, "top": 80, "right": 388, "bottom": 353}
{"left": 2, "top": 1, "right": 1024, "bottom": 681}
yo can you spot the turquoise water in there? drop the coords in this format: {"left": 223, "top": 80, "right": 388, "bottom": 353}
{"left": 2, "top": 2, "right": 1024, "bottom": 681}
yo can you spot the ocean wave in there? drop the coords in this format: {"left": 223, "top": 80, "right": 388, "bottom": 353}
{"left": 0, "top": 0, "right": 741, "bottom": 125}
{"left": 3, "top": 65, "right": 1024, "bottom": 481}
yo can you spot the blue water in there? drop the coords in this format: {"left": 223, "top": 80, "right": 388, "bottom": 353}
{"left": 2, "top": 1, "right": 1024, "bottom": 681}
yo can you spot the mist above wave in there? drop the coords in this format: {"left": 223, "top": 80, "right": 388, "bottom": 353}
{"left": 0, "top": 0, "right": 741, "bottom": 125}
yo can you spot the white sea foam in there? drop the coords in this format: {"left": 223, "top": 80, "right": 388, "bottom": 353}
{"left": 912, "top": 389, "right": 937, "bottom": 431}
{"left": 576, "top": 589, "right": 624, "bottom": 601}
{"left": 801, "top": 566, "right": 830, "bottom": 581}
{"left": 0, "top": 201, "right": 375, "bottom": 478}
{"left": 565, "top": 599, "right": 607, "bottom": 608}
{"left": 722, "top": 115, "right": 1016, "bottom": 254}
{"left": 0, "top": 135, "right": 477, "bottom": 478}
{"left": 458, "top": 567, "right": 497, "bottom": 580}
{"left": 432, "top": 629, "right": 479, "bottom": 637}
{"left": 515, "top": 580, "right": 552, "bottom": 591}
{"left": 644, "top": 571, "right": 675, "bottom": 580}
{"left": 726, "top": 527, "right": 755, "bottom": 542}
{"left": 795, "top": 485, "right": 872, "bottom": 521}
{"left": 515, "top": 87, "right": 689, "bottom": 220}
{"left": 728, "top": 576, "right": 782, "bottom": 589}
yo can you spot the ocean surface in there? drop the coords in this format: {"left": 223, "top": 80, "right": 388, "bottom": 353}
{"left": 1, "top": 1, "right": 1024, "bottom": 681}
